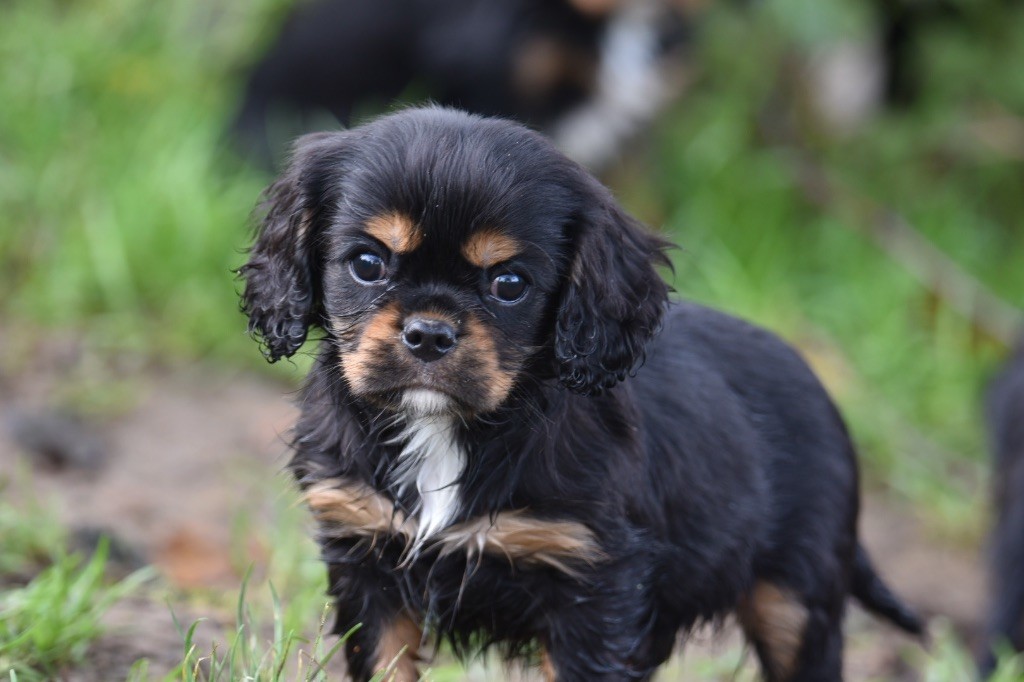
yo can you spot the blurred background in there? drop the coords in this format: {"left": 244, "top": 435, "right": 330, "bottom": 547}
{"left": 1, "top": 0, "right": 1022, "bottom": 679}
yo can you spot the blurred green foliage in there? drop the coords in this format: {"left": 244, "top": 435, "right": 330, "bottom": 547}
{"left": 645, "top": 1, "right": 1024, "bottom": 534}
{"left": 0, "top": 0, "right": 285, "bottom": 359}
{"left": 1, "top": 0, "right": 1022, "bottom": 532}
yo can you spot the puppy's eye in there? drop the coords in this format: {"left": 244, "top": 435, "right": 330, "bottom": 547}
{"left": 349, "top": 253, "right": 387, "bottom": 284}
{"left": 489, "top": 273, "right": 527, "bottom": 303}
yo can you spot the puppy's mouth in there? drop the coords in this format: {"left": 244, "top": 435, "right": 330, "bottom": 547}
{"left": 399, "top": 387, "right": 456, "bottom": 418}
{"left": 354, "top": 382, "right": 475, "bottom": 417}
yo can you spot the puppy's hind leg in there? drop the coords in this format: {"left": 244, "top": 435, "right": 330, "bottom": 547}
{"left": 738, "top": 581, "right": 843, "bottom": 682}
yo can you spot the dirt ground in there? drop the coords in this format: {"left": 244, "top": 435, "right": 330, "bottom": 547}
{"left": 0, "top": 344, "right": 989, "bottom": 681}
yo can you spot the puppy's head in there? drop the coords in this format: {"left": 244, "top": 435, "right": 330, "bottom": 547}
{"left": 240, "top": 107, "right": 670, "bottom": 416}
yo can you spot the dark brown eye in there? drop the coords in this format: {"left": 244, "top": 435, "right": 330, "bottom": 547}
{"left": 350, "top": 252, "right": 387, "bottom": 283}
{"left": 490, "top": 273, "right": 527, "bottom": 303}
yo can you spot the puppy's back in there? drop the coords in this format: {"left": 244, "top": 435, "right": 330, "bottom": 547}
{"left": 637, "top": 302, "right": 860, "bottom": 564}
{"left": 644, "top": 301, "right": 857, "bottom": 470}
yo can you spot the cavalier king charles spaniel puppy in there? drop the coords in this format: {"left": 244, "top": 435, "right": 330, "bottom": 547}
{"left": 240, "top": 106, "right": 922, "bottom": 681}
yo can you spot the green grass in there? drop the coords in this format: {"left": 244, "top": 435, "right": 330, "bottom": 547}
{"left": 172, "top": 580, "right": 345, "bottom": 682}
{"left": 0, "top": 479, "right": 65, "bottom": 581}
{"left": 0, "top": 539, "right": 152, "bottom": 681}
{"left": 910, "top": 621, "right": 1024, "bottom": 682}
{"left": 2, "top": 0, "right": 1024, "bottom": 677}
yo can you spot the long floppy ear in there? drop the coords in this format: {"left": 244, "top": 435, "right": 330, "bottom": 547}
{"left": 239, "top": 132, "right": 348, "bottom": 362}
{"left": 555, "top": 180, "right": 672, "bottom": 394}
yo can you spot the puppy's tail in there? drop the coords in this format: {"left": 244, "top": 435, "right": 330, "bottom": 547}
{"left": 851, "top": 544, "right": 926, "bottom": 637}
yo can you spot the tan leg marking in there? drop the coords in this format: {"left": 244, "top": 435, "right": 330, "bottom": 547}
{"left": 438, "top": 511, "right": 603, "bottom": 577}
{"left": 461, "top": 229, "right": 521, "bottom": 269}
{"left": 374, "top": 615, "right": 423, "bottom": 682}
{"left": 737, "top": 582, "right": 809, "bottom": 680}
{"left": 305, "top": 478, "right": 415, "bottom": 541}
{"left": 364, "top": 212, "right": 423, "bottom": 254}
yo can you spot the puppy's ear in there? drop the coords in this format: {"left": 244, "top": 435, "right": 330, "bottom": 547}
{"left": 555, "top": 180, "right": 672, "bottom": 394}
{"left": 239, "top": 132, "right": 349, "bottom": 362}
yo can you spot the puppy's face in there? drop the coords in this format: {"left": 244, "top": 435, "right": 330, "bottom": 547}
{"left": 322, "top": 204, "right": 565, "bottom": 416}
{"left": 240, "top": 108, "right": 669, "bottom": 416}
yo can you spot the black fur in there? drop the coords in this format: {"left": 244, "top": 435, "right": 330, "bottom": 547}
{"left": 980, "top": 339, "right": 1024, "bottom": 677}
{"left": 240, "top": 107, "right": 922, "bottom": 680}
{"left": 238, "top": 132, "right": 339, "bottom": 361}
{"left": 554, "top": 181, "right": 671, "bottom": 394}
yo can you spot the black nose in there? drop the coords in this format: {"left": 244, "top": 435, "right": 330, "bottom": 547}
{"left": 401, "top": 317, "right": 457, "bottom": 362}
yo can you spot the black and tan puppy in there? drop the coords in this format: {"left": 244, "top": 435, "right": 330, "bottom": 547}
{"left": 239, "top": 107, "right": 922, "bottom": 681}
{"left": 981, "top": 340, "right": 1024, "bottom": 676}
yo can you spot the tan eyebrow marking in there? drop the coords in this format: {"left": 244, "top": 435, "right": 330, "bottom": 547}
{"left": 461, "top": 229, "right": 521, "bottom": 269}
{"left": 364, "top": 212, "right": 423, "bottom": 253}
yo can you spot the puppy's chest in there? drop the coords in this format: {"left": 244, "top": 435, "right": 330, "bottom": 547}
{"left": 306, "top": 419, "right": 604, "bottom": 581}
{"left": 386, "top": 413, "right": 467, "bottom": 550}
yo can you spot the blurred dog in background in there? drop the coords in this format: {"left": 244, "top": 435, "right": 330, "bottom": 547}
{"left": 230, "top": 0, "right": 697, "bottom": 171}
{"left": 232, "top": 0, "right": 1024, "bottom": 171}
{"left": 981, "top": 339, "right": 1024, "bottom": 676}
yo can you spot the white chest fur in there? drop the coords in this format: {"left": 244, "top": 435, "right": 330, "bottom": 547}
{"left": 390, "top": 389, "right": 466, "bottom": 551}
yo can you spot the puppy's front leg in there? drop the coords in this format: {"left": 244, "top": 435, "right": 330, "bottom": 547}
{"left": 326, "top": 560, "right": 422, "bottom": 682}
{"left": 542, "top": 620, "right": 656, "bottom": 682}
{"left": 540, "top": 572, "right": 661, "bottom": 681}
{"left": 356, "top": 613, "right": 422, "bottom": 682}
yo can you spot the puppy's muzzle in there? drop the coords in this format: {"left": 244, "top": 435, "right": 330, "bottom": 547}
{"left": 401, "top": 317, "right": 457, "bottom": 363}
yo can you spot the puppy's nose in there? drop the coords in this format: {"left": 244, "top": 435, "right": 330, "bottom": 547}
{"left": 401, "top": 317, "right": 457, "bottom": 362}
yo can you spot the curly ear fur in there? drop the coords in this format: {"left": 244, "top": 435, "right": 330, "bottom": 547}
{"left": 239, "top": 132, "right": 347, "bottom": 362}
{"left": 556, "top": 182, "right": 672, "bottom": 394}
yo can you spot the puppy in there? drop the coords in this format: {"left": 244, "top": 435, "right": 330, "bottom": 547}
{"left": 240, "top": 106, "right": 923, "bottom": 681}
{"left": 980, "top": 339, "right": 1024, "bottom": 676}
